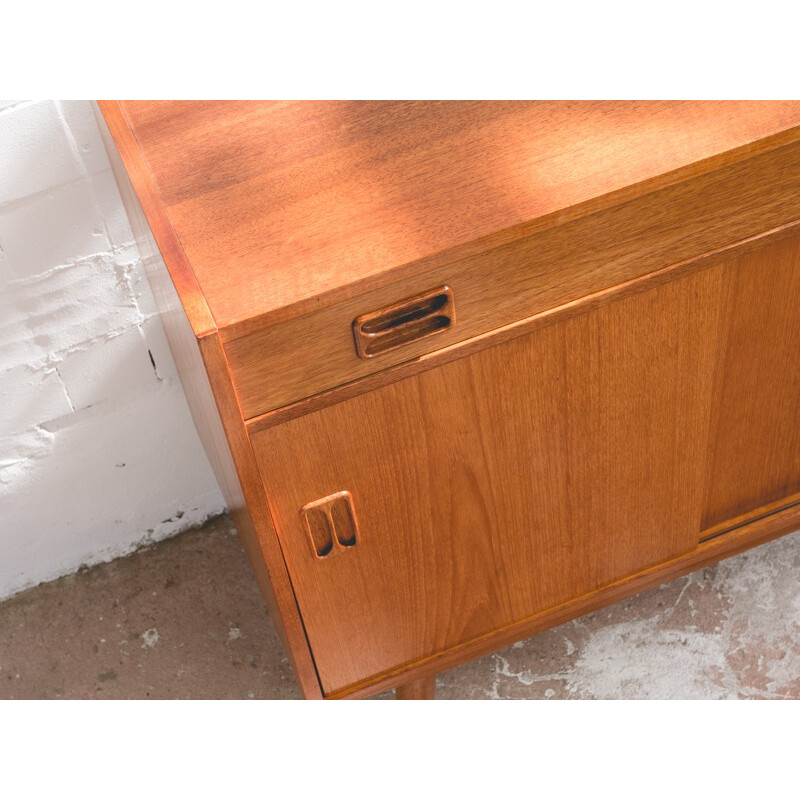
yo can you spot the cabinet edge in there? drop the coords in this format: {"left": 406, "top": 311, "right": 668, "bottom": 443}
{"left": 96, "top": 101, "right": 324, "bottom": 699}
{"left": 95, "top": 100, "right": 217, "bottom": 338}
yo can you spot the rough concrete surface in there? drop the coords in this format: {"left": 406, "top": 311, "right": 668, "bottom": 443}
{"left": 1, "top": 514, "right": 798, "bottom": 699}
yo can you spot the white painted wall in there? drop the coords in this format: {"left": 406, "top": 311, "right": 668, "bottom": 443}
{"left": 0, "top": 100, "right": 225, "bottom": 600}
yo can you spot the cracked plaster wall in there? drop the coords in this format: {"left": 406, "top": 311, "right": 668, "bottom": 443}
{"left": 0, "top": 100, "right": 225, "bottom": 600}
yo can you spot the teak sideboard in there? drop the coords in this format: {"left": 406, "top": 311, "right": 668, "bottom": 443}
{"left": 97, "top": 101, "right": 800, "bottom": 699}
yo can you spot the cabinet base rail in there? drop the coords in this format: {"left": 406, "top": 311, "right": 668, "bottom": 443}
{"left": 327, "top": 500, "right": 800, "bottom": 700}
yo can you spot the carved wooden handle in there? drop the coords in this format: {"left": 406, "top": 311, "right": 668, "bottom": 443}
{"left": 352, "top": 286, "right": 455, "bottom": 359}
{"left": 301, "top": 491, "right": 359, "bottom": 559}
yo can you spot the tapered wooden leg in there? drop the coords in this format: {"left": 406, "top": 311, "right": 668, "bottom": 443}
{"left": 396, "top": 674, "right": 436, "bottom": 700}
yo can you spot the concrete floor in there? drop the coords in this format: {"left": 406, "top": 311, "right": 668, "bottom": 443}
{"left": 1, "top": 515, "right": 798, "bottom": 699}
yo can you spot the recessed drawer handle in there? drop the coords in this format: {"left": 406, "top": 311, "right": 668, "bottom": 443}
{"left": 353, "top": 286, "right": 455, "bottom": 359}
{"left": 300, "top": 491, "right": 359, "bottom": 559}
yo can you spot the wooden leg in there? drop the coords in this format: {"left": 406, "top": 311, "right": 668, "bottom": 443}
{"left": 396, "top": 675, "right": 436, "bottom": 700}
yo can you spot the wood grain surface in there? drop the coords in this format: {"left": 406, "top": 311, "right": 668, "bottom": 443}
{"left": 244, "top": 222, "right": 800, "bottom": 435}
{"left": 225, "top": 140, "right": 800, "bottom": 418}
{"left": 336, "top": 500, "right": 800, "bottom": 699}
{"left": 94, "top": 104, "right": 323, "bottom": 698}
{"left": 103, "top": 101, "right": 800, "bottom": 336}
{"left": 98, "top": 100, "right": 800, "bottom": 700}
{"left": 250, "top": 267, "right": 724, "bottom": 693}
{"left": 702, "top": 229, "right": 800, "bottom": 530}
{"left": 97, "top": 101, "right": 216, "bottom": 337}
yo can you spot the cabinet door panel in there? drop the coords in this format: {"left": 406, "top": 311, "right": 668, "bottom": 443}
{"left": 251, "top": 268, "right": 722, "bottom": 694}
{"left": 702, "top": 230, "right": 800, "bottom": 531}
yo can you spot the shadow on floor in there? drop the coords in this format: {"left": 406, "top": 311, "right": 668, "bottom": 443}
{"left": 1, "top": 515, "right": 798, "bottom": 699}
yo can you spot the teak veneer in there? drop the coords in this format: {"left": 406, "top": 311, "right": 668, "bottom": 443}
{"left": 97, "top": 101, "right": 800, "bottom": 699}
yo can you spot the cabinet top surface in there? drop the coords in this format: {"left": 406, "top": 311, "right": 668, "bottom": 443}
{"left": 102, "top": 100, "right": 800, "bottom": 336}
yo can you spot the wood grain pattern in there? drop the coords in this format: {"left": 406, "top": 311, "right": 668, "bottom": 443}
{"left": 196, "top": 335, "right": 323, "bottom": 697}
{"left": 250, "top": 268, "right": 723, "bottom": 694}
{"left": 336, "top": 500, "right": 800, "bottom": 700}
{"left": 702, "top": 229, "right": 800, "bottom": 530}
{"left": 245, "top": 222, "right": 800, "bottom": 436}
{"left": 96, "top": 101, "right": 216, "bottom": 337}
{"left": 225, "top": 140, "right": 800, "bottom": 418}
{"left": 93, "top": 104, "right": 323, "bottom": 698}
{"left": 110, "top": 101, "right": 800, "bottom": 335}
{"left": 98, "top": 100, "right": 800, "bottom": 701}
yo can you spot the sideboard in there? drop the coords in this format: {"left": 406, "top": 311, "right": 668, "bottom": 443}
{"left": 97, "top": 101, "right": 800, "bottom": 699}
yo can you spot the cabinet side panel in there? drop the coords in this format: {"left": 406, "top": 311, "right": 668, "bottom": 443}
{"left": 702, "top": 229, "right": 800, "bottom": 530}
{"left": 94, "top": 102, "right": 322, "bottom": 698}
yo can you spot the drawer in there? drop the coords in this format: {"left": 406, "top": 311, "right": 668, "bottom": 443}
{"left": 225, "top": 140, "right": 800, "bottom": 420}
{"left": 249, "top": 266, "right": 723, "bottom": 695}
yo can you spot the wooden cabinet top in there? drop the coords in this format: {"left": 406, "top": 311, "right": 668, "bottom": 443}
{"left": 99, "top": 101, "right": 800, "bottom": 338}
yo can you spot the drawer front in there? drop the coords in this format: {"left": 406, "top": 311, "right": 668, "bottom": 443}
{"left": 250, "top": 267, "right": 723, "bottom": 695}
{"left": 226, "top": 140, "right": 800, "bottom": 420}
